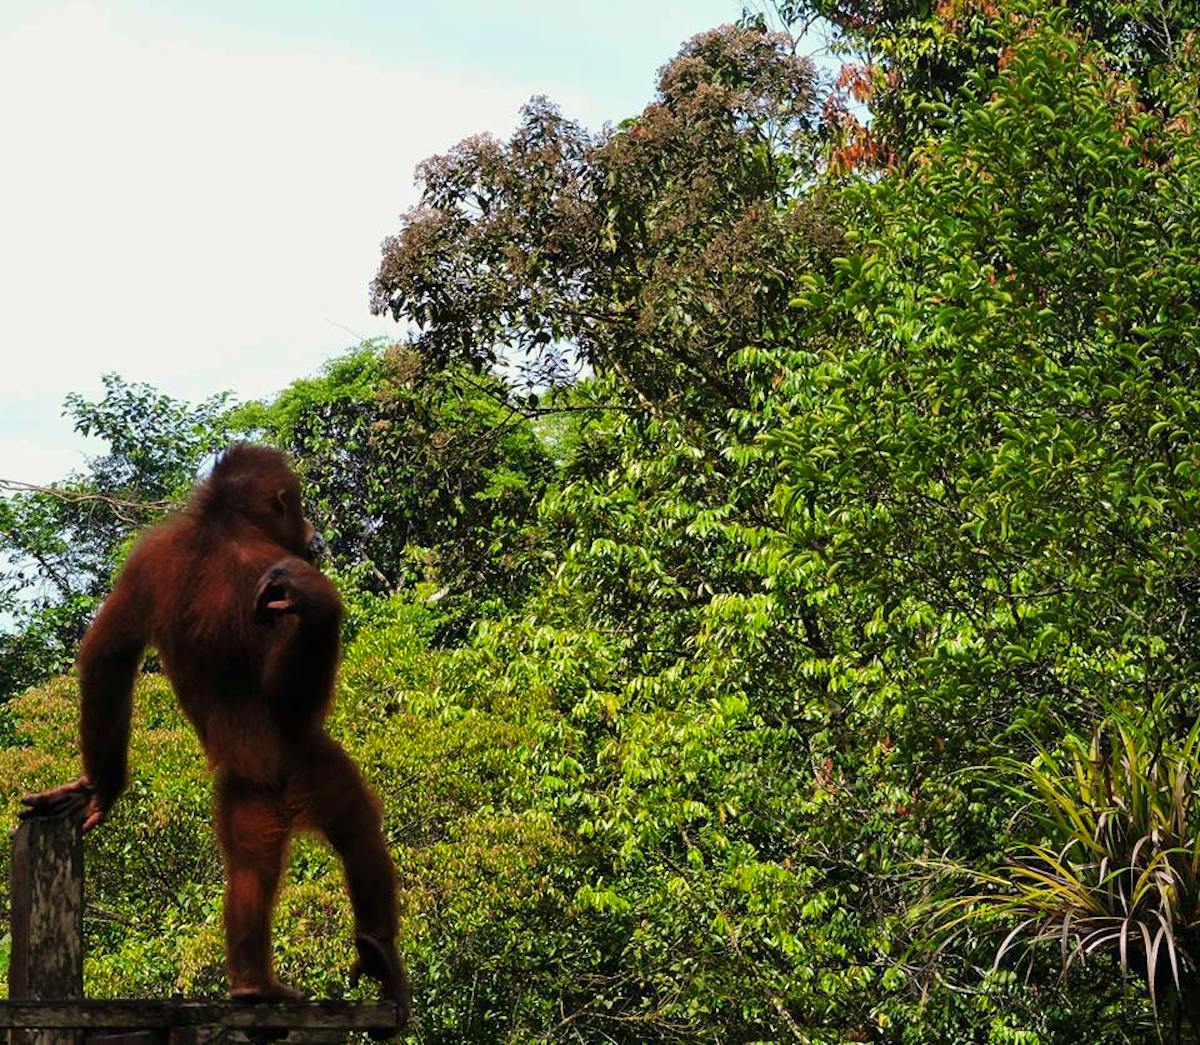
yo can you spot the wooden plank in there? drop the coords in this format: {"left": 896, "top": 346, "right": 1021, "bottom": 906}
{"left": 0, "top": 1001, "right": 400, "bottom": 1033}
{"left": 85, "top": 1035, "right": 162, "bottom": 1044}
{"left": 8, "top": 815, "right": 85, "bottom": 1045}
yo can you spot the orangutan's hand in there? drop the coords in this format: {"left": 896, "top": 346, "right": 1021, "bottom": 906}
{"left": 19, "top": 776, "right": 106, "bottom": 833}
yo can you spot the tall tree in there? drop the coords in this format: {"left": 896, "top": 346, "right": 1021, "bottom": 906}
{"left": 371, "top": 22, "right": 824, "bottom": 421}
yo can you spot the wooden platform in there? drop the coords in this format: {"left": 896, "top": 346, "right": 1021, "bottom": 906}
{"left": 0, "top": 999, "right": 402, "bottom": 1042}
{"left": 5, "top": 817, "right": 405, "bottom": 1043}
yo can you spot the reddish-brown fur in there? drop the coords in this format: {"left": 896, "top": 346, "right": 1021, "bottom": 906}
{"left": 20, "top": 444, "right": 409, "bottom": 1017}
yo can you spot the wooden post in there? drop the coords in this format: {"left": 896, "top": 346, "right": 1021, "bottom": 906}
{"left": 8, "top": 815, "right": 84, "bottom": 1045}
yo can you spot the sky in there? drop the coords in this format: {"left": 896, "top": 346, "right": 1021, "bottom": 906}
{"left": 0, "top": 0, "right": 752, "bottom": 485}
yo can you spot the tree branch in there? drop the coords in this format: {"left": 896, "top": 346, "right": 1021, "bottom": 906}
{"left": 0, "top": 479, "right": 178, "bottom": 525}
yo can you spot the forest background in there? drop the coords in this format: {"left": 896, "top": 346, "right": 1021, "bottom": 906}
{"left": 4, "top": 1, "right": 1200, "bottom": 1041}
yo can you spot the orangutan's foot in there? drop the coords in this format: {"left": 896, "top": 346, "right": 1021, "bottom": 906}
{"left": 230, "top": 980, "right": 305, "bottom": 1003}
{"left": 351, "top": 933, "right": 411, "bottom": 1031}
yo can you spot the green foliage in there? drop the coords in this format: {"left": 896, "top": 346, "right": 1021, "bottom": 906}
{"left": 736, "top": 1, "right": 1200, "bottom": 1033}
{"left": 778, "top": 0, "right": 1200, "bottom": 162}
{"left": 752, "top": 0, "right": 1200, "bottom": 768}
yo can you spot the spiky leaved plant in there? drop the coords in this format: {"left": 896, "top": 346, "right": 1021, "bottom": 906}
{"left": 930, "top": 711, "right": 1200, "bottom": 1025}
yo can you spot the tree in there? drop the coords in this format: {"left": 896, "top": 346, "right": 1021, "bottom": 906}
{"left": 747, "top": 1, "right": 1200, "bottom": 1025}
{"left": 0, "top": 376, "right": 233, "bottom": 700}
{"left": 370, "top": 22, "right": 823, "bottom": 421}
{"left": 778, "top": 0, "right": 1200, "bottom": 171}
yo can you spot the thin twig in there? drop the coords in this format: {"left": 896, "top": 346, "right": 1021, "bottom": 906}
{"left": 0, "top": 478, "right": 178, "bottom": 524}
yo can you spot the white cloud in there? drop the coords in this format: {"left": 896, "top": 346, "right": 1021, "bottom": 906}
{"left": 0, "top": 1, "right": 532, "bottom": 482}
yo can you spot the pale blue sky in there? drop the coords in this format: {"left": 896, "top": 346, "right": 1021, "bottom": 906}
{"left": 2, "top": 0, "right": 761, "bottom": 127}
{"left": 0, "top": 0, "right": 757, "bottom": 484}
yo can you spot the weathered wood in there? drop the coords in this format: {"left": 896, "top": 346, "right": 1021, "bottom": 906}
{"left": 8, "top": 817, "right": 84, "bottom": 999}
{"left": 9, "top": 815, "right": 84, "bottom": 1045}
{"left": 82, "top": 1032, "right": 350, "bottom": 1045}
{"left": 85, "top": 1035, "right": 162, "bottom": 1044}
{"left": 0, "top": 1002, "right": 400, "bottom": 1033}
{"left": 87, "top": 1035, "right": 339, "bottom": 1045}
